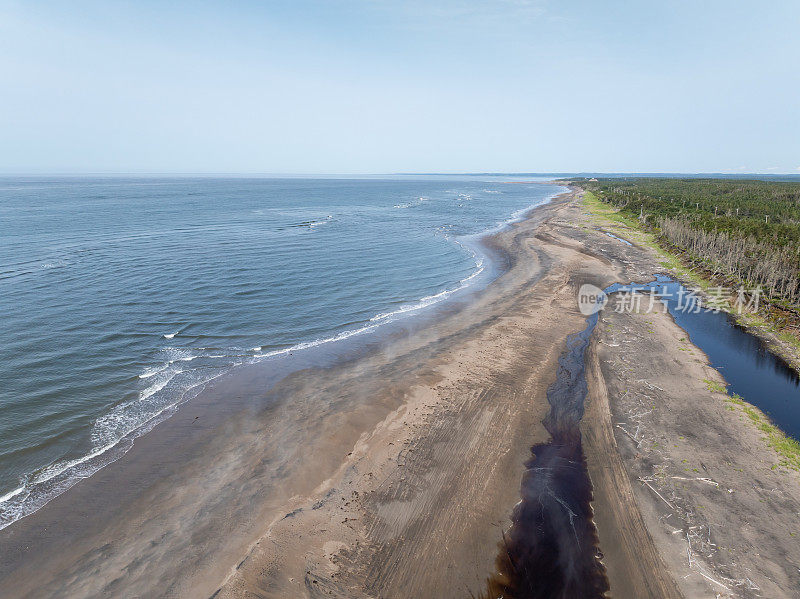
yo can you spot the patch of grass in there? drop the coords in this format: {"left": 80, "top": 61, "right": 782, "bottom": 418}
{"left": 763, "top": 425, "right": 800, "bottom": 471}
{"left": 724, "top": 393, "right": 800, "bottom": 471}
{"left": 726, "top": 393, "right": 745, "bottom": 405}
{"left": 738, "top": 312, "right": 771, "bottom": 328}
{"left": 658, "top": 252, "right": 710, "bottom": 291}
{"left": 703, "top": 378, "right": 728, "bottom": 394}
{"left": 583, "top": 192, "right": 637, "bottom": 228}
{"left": 777, "top": 330, "right": 800, "bottom": 352}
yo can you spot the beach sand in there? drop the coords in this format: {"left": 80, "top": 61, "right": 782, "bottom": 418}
{"left": 1, "top": 189, "right": 799, "bottom": 598}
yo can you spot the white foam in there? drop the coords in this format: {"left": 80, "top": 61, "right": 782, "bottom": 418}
{"left": 140, "top": 349, "right": 198, "bottom": 379}
{"left": 0, "top": 486, "right": 25, "bottom": 504}
{"left": 308, "top": 215, "right": 333, "bottom": 228}
{"left": 1, "top": 185, "right": 567, "bottom": 531}
{"left": 394, "top": 196, "right": 428, "bottom": 209}
{"left": 249, "top": 252, "right": 487, "bottom": 363}
{"left": 29, "top": 442, "right": 119, "bottom": 488}
{"left": 163, "top": 347, "right": 196, "bottom": 361}
{"left": 371, "top": 186, "right": 567, "bottom": 326}
{"left": 251, "top": 321, "right": 381, "bottom": 361}
{"left": 139, "top": 364, "right": 170, "bottom": 379}
{"left": 371, "top": 264, "right": 485, "bottom": 322}
{"left": 0, "top": 367, "right": 226, "bottom": 531}
{"left": 370, "top": 240, "right": 486, "bottom": 323}
{"left": 18, "top": 370, "right": 180, "bottom": 494}
{"left": 469, "top": 185, "right": 568, "bottom": 239}
{"left": 140, "top": 372, "right": 179, "bottom": 401}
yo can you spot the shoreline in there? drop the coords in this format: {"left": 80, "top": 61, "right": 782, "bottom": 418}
{"left": 3, "top": 187, "right": 799, "bottom": 597}
{"left": 0, "top": 187, "right": 577, "bottom": 596}
{"left": 0, "top": 183, "right": 566, "bottom": 534}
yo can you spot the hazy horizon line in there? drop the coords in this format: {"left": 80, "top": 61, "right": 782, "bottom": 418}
{"left": 2, "top": 171, "right": 800, "bottom": 178}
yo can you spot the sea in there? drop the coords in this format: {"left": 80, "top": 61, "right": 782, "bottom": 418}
{"left": 0, "top": 175, "right": 564, "bottom": 529}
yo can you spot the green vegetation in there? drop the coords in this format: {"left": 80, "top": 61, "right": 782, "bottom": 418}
{"left": 583, "top": 179, "right": 800, "bottom": 471}
{"left": 576, "top": 178, "right": 800, "bottom": 309}
{"left": 582, "top": 190, "right": 715, "bottom": 291}
{"left": 727, "top": 394, "right": 800, "bottom": 471}
{"left": 703, "top": 378, "right": 727, "bottom": 394}
{"left": 703, "top": 385, "right": 800, "bottom": 471}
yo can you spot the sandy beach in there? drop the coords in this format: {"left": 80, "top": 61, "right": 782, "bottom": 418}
{"left": 2, "top": 188, "right": 799, "bottom": 598}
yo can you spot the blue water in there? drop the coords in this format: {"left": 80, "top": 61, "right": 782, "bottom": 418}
{"left": 0, "top": 175, "right": 563, "bottom": 527}
{"left": 618, "top": 277, "right": 800, "bottom": 441}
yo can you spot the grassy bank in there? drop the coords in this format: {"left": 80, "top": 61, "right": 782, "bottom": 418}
{"left": 577, "top": 178, "right": 800, "bottom": 311}
{"left": 581, "top": 186, "right": 800, "bottom": 472}
{"left": 580, "top": 187, "right": 800, "bottom": 355}
{"left": 582, "top": 190, "right": 714, "bottom": 291}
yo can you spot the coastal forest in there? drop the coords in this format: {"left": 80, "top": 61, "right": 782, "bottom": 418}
{"left": 574, "top": 178, "right": 800, "bottom": 310}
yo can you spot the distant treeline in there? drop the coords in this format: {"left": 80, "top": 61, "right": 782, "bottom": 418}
{"left": 573, "top": 178, "right": 800, "bottom": 309}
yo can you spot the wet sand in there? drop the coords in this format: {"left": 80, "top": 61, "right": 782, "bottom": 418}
{"left": 2, "top": 188, "right": 799, "bottom": 598}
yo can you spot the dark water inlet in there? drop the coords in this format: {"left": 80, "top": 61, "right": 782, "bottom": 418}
{"left": 630, "top": 276, "right": 800, "bottom": 441}
{"left": 483, "top": 311, "right": 610, "bottom": 599}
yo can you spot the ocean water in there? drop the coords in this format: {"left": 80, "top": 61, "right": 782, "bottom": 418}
{"left": 0, "top": 176, "right": 563, "bottom": 528}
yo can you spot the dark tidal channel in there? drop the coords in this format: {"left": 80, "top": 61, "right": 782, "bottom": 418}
{"left": 483, "top": 274, "right": 800, "bottom": 599}
{"left": 483, "top": 310, "right": 609, "bottom": 599}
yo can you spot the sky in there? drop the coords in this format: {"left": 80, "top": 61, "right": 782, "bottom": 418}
{"left": 0, "top": 0, "right": 798, "bottom": 174}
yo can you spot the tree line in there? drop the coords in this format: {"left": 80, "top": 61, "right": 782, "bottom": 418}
{"left": 573, "top": 178, "right": 800, "bottom": 309}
